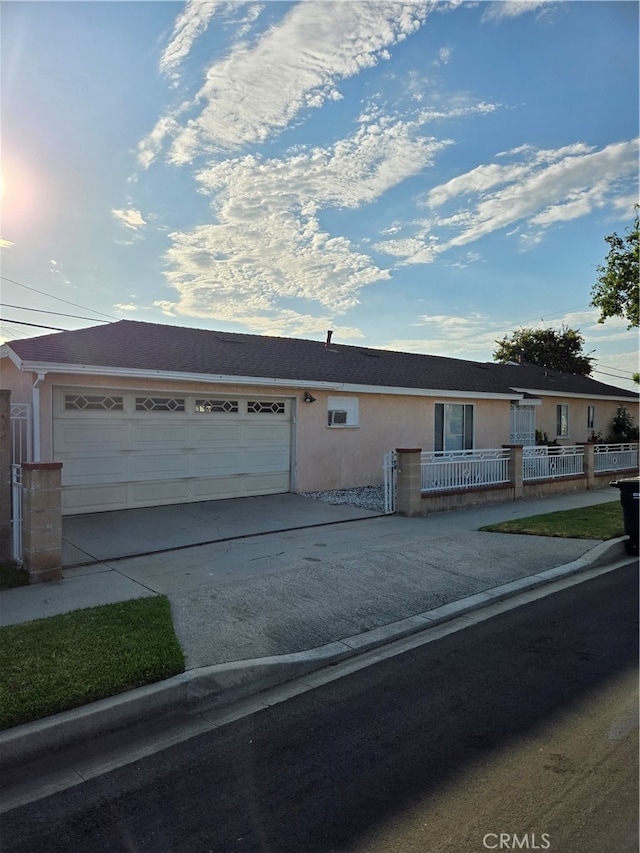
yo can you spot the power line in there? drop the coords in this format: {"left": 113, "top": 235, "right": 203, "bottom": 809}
{"left": 0, "top": 318, "right": 67, "bottom": 331}
{"left": 0, "top": 275, "right": 120, "bottom": 321}
{"left": 0, "top": 303, "right": 110, "bottom": 323}
{"left": 592, "top": 368, "right": 637, "bottom": 382}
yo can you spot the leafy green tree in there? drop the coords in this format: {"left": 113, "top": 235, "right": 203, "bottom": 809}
{"left": 610, "top": 406, "right": 639, "bottom": 441}
{"left": 493, "top": 325, "right": 593, "bottom": 375}
{"left": 591, "top": 210, "right": 639, "bottom": 328}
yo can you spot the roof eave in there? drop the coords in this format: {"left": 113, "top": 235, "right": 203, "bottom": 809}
{"left": 509, "top": 386, "right": 639, "bottom": 402}
{"left": 8, "top": 359, "right": 523, "bottom": 400}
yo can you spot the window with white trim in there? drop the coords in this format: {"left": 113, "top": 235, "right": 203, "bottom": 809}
{"left": 195, "top": 399, "right": 239, "bottom": 413}
{"left": 587, "top": 405, "right": 595, "bottom": 430}
{"left": 327, "top": 396, "right": 359, "bottom": 427}
{"left": 135, "top": 397, "right": 185, "bottom": 412}
{"left": 556, "top": 403, "right": 569, "bottom": 437}
{"left": 435, "top": 403, "right": 474, "bottom": 452}
{"left": 64, "top": 394, "right": 123, "bottom": 411}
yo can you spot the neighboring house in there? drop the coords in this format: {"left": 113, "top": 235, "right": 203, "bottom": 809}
{"left": 1, "top": 320, "right": 637, "bottom": 515}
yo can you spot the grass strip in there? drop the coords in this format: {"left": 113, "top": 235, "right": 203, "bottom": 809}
{"left": 0, "top": 596, "right": 185, "bottom": 730}
{"left": 479, "top": 500, "right": 624, "bottom": 540}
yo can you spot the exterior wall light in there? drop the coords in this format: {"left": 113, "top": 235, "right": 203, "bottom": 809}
{"left": 303, "top": 392, "right": 317, "bottom": 403}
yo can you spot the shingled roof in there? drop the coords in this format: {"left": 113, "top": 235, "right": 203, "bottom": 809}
{"left": 3, "top": 319, "right": 637, "bottom": 399}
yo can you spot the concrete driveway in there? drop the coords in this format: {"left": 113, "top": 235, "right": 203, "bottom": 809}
{"left": 61, "top": 493, "right": 383, "bottom": 567}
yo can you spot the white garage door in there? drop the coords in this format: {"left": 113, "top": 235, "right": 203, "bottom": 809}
{"left": 53, "top": 390, "right": 292, "bottom": 514}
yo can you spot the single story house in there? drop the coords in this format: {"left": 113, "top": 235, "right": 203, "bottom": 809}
{"left": 1, "top": 320, "right": 637, "bottom": 515}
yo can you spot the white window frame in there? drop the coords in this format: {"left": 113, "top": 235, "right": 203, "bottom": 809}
{"left": 587, "top": 405, "right": 595, "bottom": 431}
{"left": 327, "top": 396, "right": 359, "bottom": 428}
{"left": 556, "top": 403, "right": 570, "bottom": 438}
{"left": 435, "top": 403, "right": 474, "bottom": 452}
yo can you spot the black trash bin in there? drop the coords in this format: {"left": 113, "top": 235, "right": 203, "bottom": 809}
{"left": 611, "top": 476, "right": 639, "bottom": 556}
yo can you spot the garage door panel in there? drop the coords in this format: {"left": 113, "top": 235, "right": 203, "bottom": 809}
{"left": 61, "top": 455, "right": 129, "bottom": 484}
{"left": 191, "top": 423, "right": 243, "bottom": 443}
{"left": 132, "top": 423, "right": 190, "bottom": 445}
{"left": 54, "top": 421, "right": 129, "bottom": 451}
{"left": 62, "top": 485, "right": 130, "bottom": 514}
{"left": 132, "top": 479, "right": 191, "bottom": 504}
{"left": 132, "top": 453, "right": 190, "bottom": 478}
{"left": 242, "top": 447, "right": 290, "bottom": 472}
{"left": 54, "top": 390, "right": 292, "bottom": 514}
{"left": 190, "top": 450, "right": 243, "bottom": 476}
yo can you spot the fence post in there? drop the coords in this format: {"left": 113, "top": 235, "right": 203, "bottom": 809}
{"left": 503, "top": 445, "right": 523, "bottom": 500}
{"left": 21, "top": 462, "right": 63, "bottom": 582}
{"left": 0, "top": 390, "right": 11, "bottom": 561}
{"left": 579, "top": 442, "right": 595, "bottom": 489}
{"left": 396, "top": 448, "right": 422, "bottom": 517}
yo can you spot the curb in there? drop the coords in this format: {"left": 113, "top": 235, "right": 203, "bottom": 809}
{"left": 0, "top": 538, "right": 631, "bottom": 773}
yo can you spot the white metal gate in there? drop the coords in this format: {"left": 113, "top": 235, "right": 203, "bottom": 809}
{"left": 10, "top": 403, "right": 31, "bottom": 563}
{"left": 510, "top": 403, "right": 536, "bottom": 446}
{"left": 11, "top": 464, "right": 23, "bottom": 563}
{"left": 383, "top": 451, "right": 397, "bottom": 514}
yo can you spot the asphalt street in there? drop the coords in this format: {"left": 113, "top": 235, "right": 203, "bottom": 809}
{"left": 2, "top": 562, "right": 638, "bottom": 853}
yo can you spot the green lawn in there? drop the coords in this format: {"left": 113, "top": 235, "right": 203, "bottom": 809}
{"left": 479, "top": 500, "right": 625, "bottom": 540}
{"left": 0, "top": 596, "right": 185, "bottom": 730}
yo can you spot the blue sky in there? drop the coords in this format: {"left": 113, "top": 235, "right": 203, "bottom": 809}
{"left": 1, "top": 0, "right": 638, "bottom": 390}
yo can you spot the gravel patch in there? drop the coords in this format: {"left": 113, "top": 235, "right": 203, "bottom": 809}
{"left": 301, "top": 485, "right": 386, "bottom": 513}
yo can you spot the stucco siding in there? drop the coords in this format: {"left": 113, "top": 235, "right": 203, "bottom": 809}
{"left": 534, "top": 395, "right": 640, "bottom": 444}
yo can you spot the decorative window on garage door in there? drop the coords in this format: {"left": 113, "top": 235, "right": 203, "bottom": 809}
{"left": 195, "top": 399, "right": 239, "bottom": 413}
{"left": 64, "top": 394, "right": 124, "bottom": 411}
{"left": 247, "top": 401, "right": 286, "bottom": 414}
{"left": 135, "top": 397, "right": 185, "bottom": 412}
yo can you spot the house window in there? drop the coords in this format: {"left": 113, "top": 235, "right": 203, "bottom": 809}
{"left": 247, "top": 401, "right": 286, "bottom": 414}
{"left": 556, "top": 404, "right": 569, "bottom": 438}
{"left": 327, "top": 396, "right": 359, "bottom": 427}
{"left": 135, "top": 397, "right": 185, "bottom": 412}
{"left": 195, "top": 399, "right": 239, "bottom": 413}
{"left": 587, "top": 405, "right": 595, "bottom": 430}
{"left": 65, "top": 394, "right": 124, "bottom": 411}
{"left": 435, "top": 403, "right": 474, "bottom": 452}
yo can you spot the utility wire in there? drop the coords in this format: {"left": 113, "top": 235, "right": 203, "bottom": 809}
{"left": 0, "top": 275, "right": 119, "bottom": 321}
{"left": 0, "top": 303, "right": 110, "bottom": 323}
{"left": 0, "top": 318, "right": 67, "bottom": 331}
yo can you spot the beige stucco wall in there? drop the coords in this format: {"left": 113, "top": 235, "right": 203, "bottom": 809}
{"left": 0, "top": 358, "right": 33, "bottom": 404}
{"left": 2, "top": 360, "right": 637, "bottom": 493}
{"left": 296, "top": 392, "right": 512, "bottom": 490}
{"left": 534, "top": 395, "right": 640, "bottom": 445}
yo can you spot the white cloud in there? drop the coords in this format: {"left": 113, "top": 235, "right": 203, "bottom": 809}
{"left": 112, "top": 207, "right": 147, "bottom": 230}
{"left": 483, "top": 1, "right": 555, "bottom": 22}
{"left": 166, "top": 1, "right": 432, "bottom": 162}
{"left": 114, "top": 303, "right": 139, "bottom": 312}
{"left": 161, "top": 113, "right": 448, "bottom": 334}
{"left": 376, "top": 138, "right": 639, "bottom": 263}
{"left": 159, "top": 0, "right": 222, "bottom": 79}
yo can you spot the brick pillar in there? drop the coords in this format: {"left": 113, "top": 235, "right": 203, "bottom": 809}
{"left": 396, "top": 448, "right": 422, "bottom": 517}
{"left": 503, "top": 445, "right": 523, "bottom": 500}
{"left": 580, "top": 442, "right": 595, "bottom": 489}
{"left": 21, "top": 462, "right": 63, "bottom": 583}
{"left": 0, "top": 390, "right": 10, "bottom": 561}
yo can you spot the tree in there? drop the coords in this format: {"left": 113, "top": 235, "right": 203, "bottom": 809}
{"left": 590, "top": 210, "right": 639, "bottom": 328}
{"left": 493, "top": 325, "right": 593, "bottom": 375}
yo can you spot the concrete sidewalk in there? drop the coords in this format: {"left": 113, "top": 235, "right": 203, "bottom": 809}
{"left": 0, "top": 488, "right": 633, "bottom": 775}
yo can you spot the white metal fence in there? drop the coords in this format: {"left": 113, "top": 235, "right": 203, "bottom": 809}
{"left": 11, "top": 464, "right": 23, "bottom": 563}
{"left": 593, "top": 442, "right": 639, "bottom": 473}
{"left": 421, "top": 448, "right": 511, "bottom": 493}
{"left": 10, "top": 403, "right": 31, "bottom": 466}
{"left": 522, "top": 445, "right": 584, "bottom": 481}
{"left": 383, "top": 451, "right": 397, "bottom": 514}
{"left": 10, "top": 403, "right": 30, "bottom": 564}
